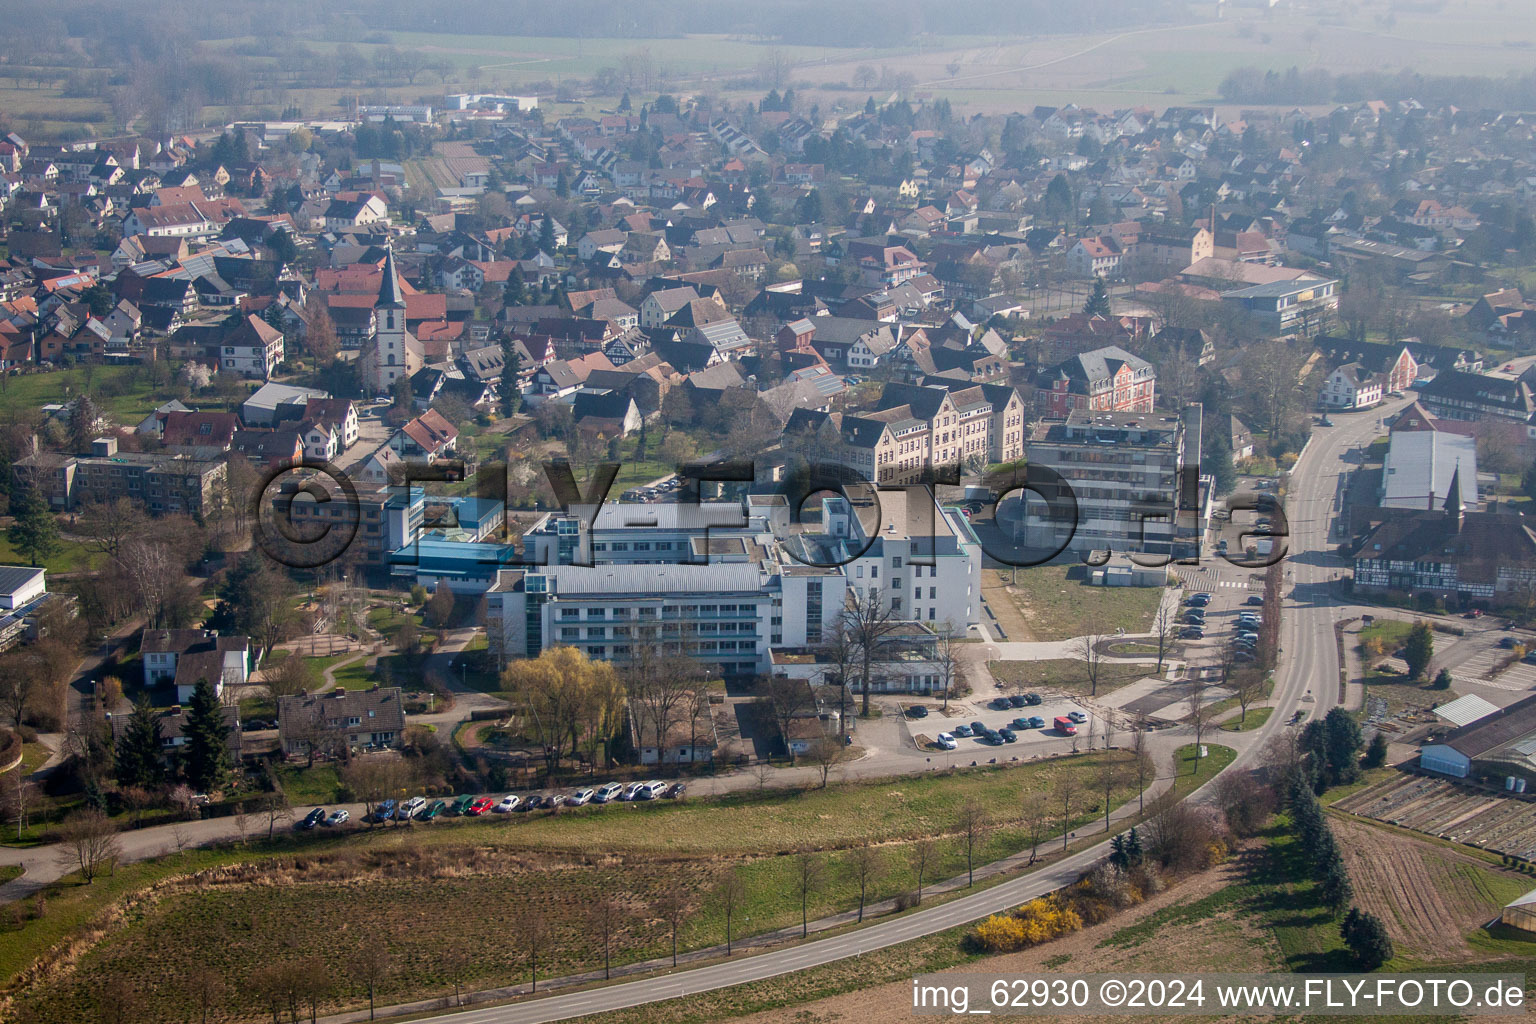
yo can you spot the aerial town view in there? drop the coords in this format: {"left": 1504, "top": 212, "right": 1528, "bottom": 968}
{"left": 5, "top": 0, "right": 1536, "bottom": 1020}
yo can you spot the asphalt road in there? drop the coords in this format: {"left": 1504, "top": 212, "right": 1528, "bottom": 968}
{"left": 339, "top": 402, "right": 1405, "bottom": 1024}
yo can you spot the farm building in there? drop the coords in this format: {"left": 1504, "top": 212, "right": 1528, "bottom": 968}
{"left": 1502, "top": 889, "right": 1536, "bottom": 934}
{"left": 1419, "top": 692, "right": 1536, "bottom": 782}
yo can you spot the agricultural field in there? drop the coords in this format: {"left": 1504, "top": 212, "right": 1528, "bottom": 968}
{"left": 6, "top": 752, "right": 1151, "bottom": 1023}
{"left": 733, "top": 808, "right": 1536, "bottom": 1024}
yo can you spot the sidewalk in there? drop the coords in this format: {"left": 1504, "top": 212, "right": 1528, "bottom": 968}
{"left": 312, "top": 750, "right": 1186, "bottom": 1024}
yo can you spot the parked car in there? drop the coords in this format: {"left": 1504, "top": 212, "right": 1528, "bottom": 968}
{"left": 1008, "top": 695, "right": 1027, "bottom": 708}
{"left": 467, "top": 797, "right": 496, "bottom": 816}
{"left": 906, "top": 704, "right": 929, "bottom": 718}
{"left": 1466, "top": 609, "right": 1485, "bottom": 619}
{"left": 1246, "top": 595, "right": 1264, "bottom": 606}
{"left": 1068, "top": 710, "right": 1088, "bottom": 723}
{"left": 954, "top": 724, "right": 973, "bottom": 737}
{"left": 398, "top": 796, "right": 426, "bottom": 820}
{"left": 639, "top": 780, "right": 667, "bottom": 800}
{"left": 1180, "top": 627, "right": 1205, "bottom": 639}
{"left": 936, "top": 732, "right": 957, "bottom": 750}
{"left": 991, "top": 697, "right": 1011, "bottom": 709}
{"left": 621, "top": 782, "right": 647, "bottom": 801}
{"left": 1523, "top": 652, "right": 1536, "bottom": 665}
{"left": 1183, "top": 613, "right": 1206, "bottom": 625}
{"left": 969, "top": 720, "right": 987, "bottom": 736}
{"left": 665, "top": 782, "right": 687, "bottom": 799}
{"left": 569, "top": 788, "right": 595, "bottom": 806}
{"left": 1233, "top": 650, "right": 1256, "bottom": 663}
{"left": 419, "top": 800, "right": 446, "bottom": 821}
{"left": 1500, "top": 636, "right": 1518, "bottom": 649}
{"left": 1186, "top": 593, "right": 1211, "bottom": 607}
{"left": 982, "top": 729, "right": 1002, "bottom": 744}
{"left": 1027, "top": 716, "right": 1046, "bottom": 729}
{"left": 1023, "top": 693, "right": 1042, "bottom": 706}
{"left": 1012, "top": 716, "right": 1032, "bottom": 729}
{"left": 594, "top": 782, "right": 624, "bottom": 803}
{"left": 495, "top": 794, "right": 521, "bottom": 813}
{"left": 451, "top": 794, "right": 475, "bottom": 816}
{"left": 373, "top": 799, "right": 396, "bottom": 823}
{"left": 324, "top": 809, "right": 349, "bottom": 827}
{"left": 998, "top": 727, "right": 1017, "bottom": 743}
{"left": 297, "top": 807, "right": 325, "bottom": 830}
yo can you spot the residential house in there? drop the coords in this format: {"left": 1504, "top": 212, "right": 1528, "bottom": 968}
{"left": 277, "top": 686, "right": 406, "bottom": 757}
{"left": 141, "top": 627, "right": 252, "bottom": 703}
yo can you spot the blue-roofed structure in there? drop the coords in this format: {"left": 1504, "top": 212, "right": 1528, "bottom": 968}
{"left": 389, "top": 537, "right": 522, "bottom": 593}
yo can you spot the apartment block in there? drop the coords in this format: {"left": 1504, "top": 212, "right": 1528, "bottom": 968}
{"left": 1023, "top": 406, "right": 1203, "bottom": 560}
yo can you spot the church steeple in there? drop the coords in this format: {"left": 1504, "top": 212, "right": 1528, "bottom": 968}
{"left": 377, "top": 246, "right": 405, "bottom": 310}
{"left": 1444, "top": 465, "right": 1465, "bottom": 527}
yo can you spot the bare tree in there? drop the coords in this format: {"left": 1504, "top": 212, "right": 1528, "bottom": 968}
{"left": 514, "top": 909, "right": 552, "bottom": 992}
{"left": 1153, "top": 594, "right": 1180, "bottom": 672}
{"left": 653, "top": 891, "right": 687, "bottom": 967}
{"left": 261, "top": 786, "right": 292, "bottom": 840}
{"left": 441, "top": 947, "right": 470, "bottom": 1008}
{"left": 792, "top": 849, "right": 825, "bottom": 938}
{"left": 956, "top": 797, "right": 989, "bottom": 887}
{"left": 714, "top": 869, "right": 748, "bottom": 955}
{"left": 586, "top": 895, "right": 630, "bottom": 980}
{"left": 1130, "top": 715, "right": 1152, "bottom": 812}
{"left": 1, "top": 769, "right": 41, "bottom": 842}
{"left": 299, "top": 956, "right": 331, "bottom": 1024}
{"left": 843, "top": 587, "right": 905, "bottom": 717}
{"left": 1073, "top": 632, "right": 1107, "bottom": 696}
{"left": 57, "top": 809, "right": 120, "bottom": 883}
{"left": 1187, "top": 677, "right": 1213, "bottom": 771}
{"left": 1232, "top": 668, "right": 1267, "bottom": 724}
{"left": 909, "top": 837, "right": 937, "bottom": 905}
{"left": 933, "top": 622, "right": 966, "bottom": 713}
{"left": 1021, "top": 790, "right": 1051, "bottom": 863}
{"left": 232, "top": 801, "right": 249, "bottom": 845}
{"left": 847, "top": 845, "right": 885, "bottom": 922}
{"left": 1053, "top": 773, "right": 1083, "bottom": 852}
{"left": 802, "top": 735, "right": 854, "bottom": 788}
{"left": 1096, "top": 761, "right": 1123, "bottom": 831}
{"left": 348, "top": 946, "right": 392, "bottom": 1021}
{"left": 751, "top": 759, "right": 775, "bottom": 791}
{"left": 95, "top": 982, "right": 144, "bottom": 1024}
{"left": 186, "top": 965, "right": 227, "bottom": 1024}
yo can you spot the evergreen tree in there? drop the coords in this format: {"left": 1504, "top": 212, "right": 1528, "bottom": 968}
{"left": 80, "top": 283, "right": 114, "bottom": 317}
{"left": 1363, "top": 731, "right": 1389, "bottom": 769}
{"left": 538, "top": 215, "right": 556, "bottom": 254}
{"left": 1322, "top": 707, "right": 1364, "bottom": 786}
{"left": 1109, "top": 833, "right": 1127, "bottom": 871}
{"left": 114, "top": 697, "right": 164, "bottom": 790}
{"left": 1403, "top": 621, "right": 1434, "bottom": 680}
{"left": 267, "top": 228, "right": 298, "bottom": 266}
{"left": 1044, "top": 173, "right": 1074, "bottom": 227}
{"left": 1125, "top": 826, "right": 1143, "bottom": 866}
{"left": 556, "top": 168, "right": 570, "bottom": 198}
{"left": 1083, "top": 276, "right": 1111, "bottom": 318}
{"left": 618, "top": 91, "right": 632, "bottom": 112}
{"left": 7, "top": 486, "right": 59, "bottom": 568}
{"left": 1341, "top": 907, "right": 1394, "bottom": 969}
{"left": 864, "top": 96, "right": 876, "bottom": 116}
{"left": 1431, "top": 667, "right": 1453, "bottom": 690}
{"left": 181, "top": 677, "right": 229, "bottom": 793}
{"left": 1320, "top": 857, "right": 1353, "bottom": 915}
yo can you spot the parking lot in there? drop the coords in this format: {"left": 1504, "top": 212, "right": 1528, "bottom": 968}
{"left": 903, "top": 694, "right": 1094, "bottom": 755}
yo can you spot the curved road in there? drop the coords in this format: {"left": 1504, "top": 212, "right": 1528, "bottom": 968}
{"left": 354, "top": 401, "right": 1403, "bottom": 1024}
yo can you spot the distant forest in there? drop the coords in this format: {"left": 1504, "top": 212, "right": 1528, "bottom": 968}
{"left": 1219, "top": 65, "right": 1536, "bottom": 111}
{"left": 1, "top": 0, "right": 1190, "bottom": 56}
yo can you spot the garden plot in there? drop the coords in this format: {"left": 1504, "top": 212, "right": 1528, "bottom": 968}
{"left": 1337, "top": 775, "right": 1536, "bottom": 860}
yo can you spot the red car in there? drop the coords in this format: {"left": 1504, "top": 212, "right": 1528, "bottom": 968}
{"left": 467, "top": 797, "right": 496, "bottom": 816}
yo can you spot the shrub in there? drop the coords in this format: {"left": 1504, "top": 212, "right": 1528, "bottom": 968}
{"left": 973, "top": 914, "right": 1028, "bottom": 951}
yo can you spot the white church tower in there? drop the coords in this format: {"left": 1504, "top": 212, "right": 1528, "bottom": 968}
{"left": 370, "top": 246, "right": 419, "bottom": 394}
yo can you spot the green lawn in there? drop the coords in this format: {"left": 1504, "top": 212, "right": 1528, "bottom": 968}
{"left": 996, "top": 566, "right": 1165, "bottom": 642}
{"left": 0, "top": 364, "right": 188, "bottom": 426}
{"left": 0, "top": 534, "right": 102, "bottom": 575}
{"left": 1359, "top": 619, "right": 1449, "bottom": 715}
{"left": 274, "top": 764, "right": 343, "bottom": 806}
{"left": 1220, "top": 706, "right": 1274, "bottom": 732}
{"left": 989, "top": 658, "right": 1155, "bottom": 697}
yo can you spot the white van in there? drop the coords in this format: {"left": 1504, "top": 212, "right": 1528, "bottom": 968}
{"left": 639, "top": 780, "right": 668, "bottom": 800}
{"left": 594, "top": 782, "right": 624, "bottom": 803}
